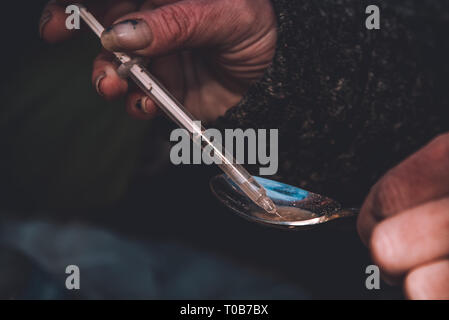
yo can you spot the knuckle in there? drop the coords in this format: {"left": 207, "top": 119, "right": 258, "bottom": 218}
{"left": 156, "top": 4, "right": 196, "bottom": 42}
{"left": 369, "top": 223, "right": 395, "bottom": 272}
{"left": 404, "top": 269, "right": 427, "bottom": 300}
{"left": 426, "top": 133, "right": 449, "bottom": 163}
{"left": 221, "top": 0, "right": 257, "bottom": 26}
{"left": 230, "top": 0, "right": 264, "bottom": 28}
{"left": 370, "top": 173, "right": 406, "bottom": 219}
{"left": 239, "top": 0, "right": 258, "bottom": 21}
{"left": 432, "top": 198, "right": 449, "bottom": 230}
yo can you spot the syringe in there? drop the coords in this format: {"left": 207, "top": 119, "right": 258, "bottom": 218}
{"left": 77, "top": 5, "right": 279, "bottom": 216}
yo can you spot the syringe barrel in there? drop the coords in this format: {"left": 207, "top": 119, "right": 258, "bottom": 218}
{"left": 128, "top": 63, "right": 267, "bottom": 203}
{"left": 218, "top": 162, "right": 268, "bottom": 204}
{"left": 78, "top": 4, "right": 274, "bottom": 214}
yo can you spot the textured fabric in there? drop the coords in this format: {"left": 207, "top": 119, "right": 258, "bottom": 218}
{"left": 216, "top": 0, "right": 449, "bottom": 206}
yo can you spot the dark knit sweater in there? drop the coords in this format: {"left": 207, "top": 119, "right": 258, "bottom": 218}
{"left": 216, "top": 0, "right": 449, "bottom": 207}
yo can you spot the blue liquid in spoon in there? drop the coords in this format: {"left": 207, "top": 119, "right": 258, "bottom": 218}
{"left": 253, "top": 176, "right": 309, "bottom": 203}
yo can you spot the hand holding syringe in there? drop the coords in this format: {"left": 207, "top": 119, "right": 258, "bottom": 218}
{"left": 77, "top": 5, "right": 279, "bottom": 216}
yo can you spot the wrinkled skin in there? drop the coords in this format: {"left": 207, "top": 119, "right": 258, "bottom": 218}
{"left": 40, "top": 0, "right": 277, "bottom": 122}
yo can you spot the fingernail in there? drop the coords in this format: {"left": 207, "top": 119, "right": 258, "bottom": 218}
{"left": 136, "top": 97, "right": 150, "bottom": 113}
{"left": 39, "top": 10, "right": 52, "bottom": 38}
{"left": 95, "top": 72, "right": 106, "bottom": 96}
{"left": 101, "top": 19, "right": 152, "bottom": 51}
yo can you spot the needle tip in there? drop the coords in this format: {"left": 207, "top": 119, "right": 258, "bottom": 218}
{"left": 258, "top": 196, "right": 281, "bottom": 217}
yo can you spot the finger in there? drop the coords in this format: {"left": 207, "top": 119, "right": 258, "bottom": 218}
{"left": 404, "top": 259, "right": 449, "bottom": 300}
{"left": 92, "top": 50, "right": 128, "bottom": 100}
{"left": 39, "top": 0, "right": 74, "bottom": 42}
{"left": 370, "top": 197, "right": 449, "bottom": 277}
{"left": 125, "top": 53, "right": 182, "bottom": 119}
{"left": 100, "top": 0, "right": 259, "bottom": 56}
{"left": 358, "top": 133, "right": 449, "bottom": 244}
{"left": 126, "top": 90, "right": 159, "bottom": 120}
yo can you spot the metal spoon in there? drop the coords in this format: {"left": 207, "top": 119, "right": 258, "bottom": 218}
{"left": 210, "top": 174, "right": 359, "bottom": 230}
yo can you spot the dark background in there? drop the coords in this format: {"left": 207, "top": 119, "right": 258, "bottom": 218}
{"left": 0, "top": 1, "right": 401, "bottom": 299}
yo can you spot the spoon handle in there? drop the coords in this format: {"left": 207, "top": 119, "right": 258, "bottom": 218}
{"left": 326, "top": 207, "right": 360, "bottom": 222}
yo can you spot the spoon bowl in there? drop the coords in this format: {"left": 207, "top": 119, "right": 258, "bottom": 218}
{"left": 210, "top": 174, "right": 358, "bottom": 230}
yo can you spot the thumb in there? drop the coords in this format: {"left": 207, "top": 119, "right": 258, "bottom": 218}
{"left": 100, "top": 0, "right": 254, "bottom": 56}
